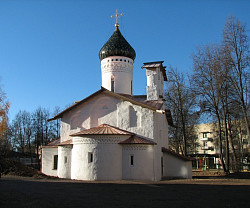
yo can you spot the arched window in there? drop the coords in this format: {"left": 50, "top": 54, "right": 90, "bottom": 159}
{"left": 129, "top": 106, "right": 137, "bottom": 127}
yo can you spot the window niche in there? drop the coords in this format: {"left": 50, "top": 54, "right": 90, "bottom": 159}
{"left": 129, "top": 106, "right": 137, "bottom": 127}
{"left": 129, "top": 106, "right": 140, "bottom": 127}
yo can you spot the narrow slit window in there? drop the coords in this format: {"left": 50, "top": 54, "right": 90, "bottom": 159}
{"left": 88, "top": 152, "right": 93, "bottom": 163}
{"left": 111, "top": 76, "right": 115, "bottom": 92}
{"left": 131, "top": 80, "right": 133, "bottom": 94}
{"left": 130, "top": 155, "right": 134, "bottom": 166}
{"left": 53, "top": 155, "right": 58, "bottom": 170}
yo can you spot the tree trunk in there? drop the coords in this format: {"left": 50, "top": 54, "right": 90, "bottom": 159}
{"left": 223, "top": 114, "right": 230, "bottom": 172}
{"left": 216, "top": 112, "right": 227, "bottom": 173}
{"left": 227, "top": 117, "right": 238, "bottom": 171}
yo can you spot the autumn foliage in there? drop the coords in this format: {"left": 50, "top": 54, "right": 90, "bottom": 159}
{"left": 0, "top": 86, "right": 10, "bottom": 155}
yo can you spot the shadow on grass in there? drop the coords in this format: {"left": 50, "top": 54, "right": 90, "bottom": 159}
{"left": 193, "top": 172, "right": 250, "bottom": 179}
{"left": 0, "top": 176, "right": 250, "bottom": 208}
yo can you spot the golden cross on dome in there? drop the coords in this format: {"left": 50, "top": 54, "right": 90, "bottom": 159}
{"left": 111, "top": 9, "right": 124, "bottom": 28}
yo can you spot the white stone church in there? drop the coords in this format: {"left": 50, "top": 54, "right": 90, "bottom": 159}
{"left": 41, "top": 21, "right": 192, "bottom": 181}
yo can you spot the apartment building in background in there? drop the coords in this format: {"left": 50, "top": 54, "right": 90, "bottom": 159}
{"left": 189, "top": 122, "right": 249, "bottom": 170}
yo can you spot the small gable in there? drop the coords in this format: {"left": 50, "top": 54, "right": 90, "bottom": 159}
{"left": 48, "top": 87, "right": 165, "bottom": 122}
{"left": 70, "top": 124, "right": 131, "bottom": 136}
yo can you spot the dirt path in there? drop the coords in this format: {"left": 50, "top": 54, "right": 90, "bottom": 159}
{"left": 0, "top": 175, "right": 250, "bottom": 208}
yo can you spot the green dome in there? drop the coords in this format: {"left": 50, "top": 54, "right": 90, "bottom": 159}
{"left": 99, "top": 27, "right": 136, "bottom": 61}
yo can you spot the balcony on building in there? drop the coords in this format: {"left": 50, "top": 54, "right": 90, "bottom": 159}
{"left": 201, "top": 146, "right": 214, "bottom": 150}
{"left": 200, "top": 137, "right": 213, "bottom": 142}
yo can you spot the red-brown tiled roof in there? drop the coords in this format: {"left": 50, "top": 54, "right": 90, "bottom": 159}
{"left": 70, "top": 124, "right": 131, "bottom": 136}
{"left": 71, "top": 124, "right": 156, "bottom": 145}
{"left": 119, "top": 94, "right": 164, "bottom": 110}
{"left": 42, "top": 138, "right": 73, "bottom": 148}
{"left": 42, "top": 126, "right": 157, "bottom": 147}
{"left": 59, "top": 139, "right": 73, "bottom": 145}
{"left": 162, "top": 147, "right": 194, "bottom": 161}
{"left": 46, "top": 139, "right": 60, "bottom": 146}
{"left": 47, "top": 88, "right": 106, "bottom": 121}
{"left": 119, "top": 135, "right": 156, "bottom": 145}
{"left": 47, "top": 87, "right": 172, "bottom": 122}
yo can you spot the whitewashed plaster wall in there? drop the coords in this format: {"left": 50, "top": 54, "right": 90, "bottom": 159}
{"left": 122, "top": 145, "right": 154, "bottom": 180}
{"left": 101, "top": 56, "right": 134, "bottom": 95}
{"left": 58, "top": 92, "right": 171, "bottom": 181}
{"left": 57, "top": 145, "right": 72, "bottom": 179}
{"left": 144, "top": 65, "right": 168, "bottom": 179}
{"left": 117, "top": 101, "right": 155, "bottom": 139}
{"left": 42, "top": 147, "right": 58, "bottom": 177}
{"left": 60, "top": 94, "right": 119, "bottom": 142}
{"left": 146, "top": 67, "right": 164, "bottom": 100}
{"left": 141, "top": 111, "right": 169, "bottom": 181}
{"left": 151, "top": 112, "right": 164, "bottom": 181}
{"left": 71, "top": 136, "right": 125, "bottom": 181}
{"left": 155, "top": 112, "right": 169, "bottom": 148}
{"left": 163, "top": 153, "right": 192, "bottom": 179}
{"left": 61, "top": 94, "right": 157, "bottom": 142}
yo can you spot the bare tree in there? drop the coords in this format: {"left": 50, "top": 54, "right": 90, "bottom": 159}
{"left": 51, "top": 106, "right": 61, "bottom": 140}
{"left": 192, "top": 44, "right": 229, "bottom": 173}
{"left": 223, "top": 16, "right": 250, "bottom": 139}
{"left": 165, "top": 67, "right": 198, "bottom": 156}
{"left": 12, "top": 112, "right": 25, "bottom": 154}
{"left": 11, "top": 111, "right": 33, "bottom": 158}
{"left": 32, "top": 107, "right": 47, "bottom": 160}
{"left": 32, "top": 107, "right": 59, "bottom": 162}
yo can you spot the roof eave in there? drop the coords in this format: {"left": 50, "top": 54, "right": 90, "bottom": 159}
{"left": 104, "top": 90, "right": 157, "bottom": 111}
{"left": 47, "top": 87, "right": 159, "bottom": 122}
{"left": 47, "top": 88, "right": 106, "bottom": 122}
{"left": 118, "top": 143, "right": 156, "bottom": 145}
{"left": 162, "top": 147, "right": 194, "bottom": 161}
{"left": 141, "top": 61, "right": 167, "bottom": 81}
{"left": 70, "top": 133, "right": 130, "bottom": 137}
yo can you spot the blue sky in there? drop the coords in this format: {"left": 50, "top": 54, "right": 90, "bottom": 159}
{"left": 0, "top": 0, "right": 249, "bottom": 121}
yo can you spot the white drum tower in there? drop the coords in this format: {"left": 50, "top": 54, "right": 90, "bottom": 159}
{"left": 99, "top": 10, "right": 136, "bottom": 95}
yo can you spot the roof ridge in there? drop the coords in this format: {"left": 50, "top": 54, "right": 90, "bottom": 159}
{"left": 46, "top": 138, "right": 60, "bottom": 146}
{"left": 143, "top": 61, "right": 164, "bottom": 64}
{"left": 162, "top": 147, "right": 194, "bottom": 161}
{"left": 119, "top": 134, "right": 156, "bottom": 145}
{"left": 47, "top": 88, "right": 169, "bottom": 122}
{"left": 70, "top": 123, "right": 132, "bottom": 136}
